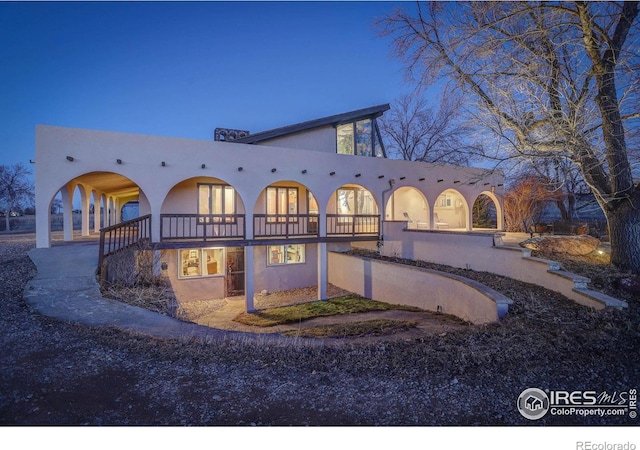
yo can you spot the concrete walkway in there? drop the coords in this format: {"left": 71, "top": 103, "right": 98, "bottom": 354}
{"left": 24, "top": 242, "right": 467, "bottom": 342}
{"left": 25, "top": 243, "right": 251, "bottom": 341}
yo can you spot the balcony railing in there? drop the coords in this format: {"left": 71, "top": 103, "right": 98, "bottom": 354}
{"left": 99, "top": 214, "right": 151, "bottom": 268}
{"left": 254, "top": 214, "right": 319, "bottom": 238}
{"left": 160, "top": 214, "right": 246, "bottom": 241}
{"left": 326, "top": 214, "right": 380, "bottom": 236}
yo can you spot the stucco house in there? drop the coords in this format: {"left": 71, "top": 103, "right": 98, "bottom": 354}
{"left": 34, "top": 103, "right": 511, "bottom": 319}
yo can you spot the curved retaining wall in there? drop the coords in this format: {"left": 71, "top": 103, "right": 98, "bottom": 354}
{"left": 328, "top": 251, "right": 512, "bottom": 325}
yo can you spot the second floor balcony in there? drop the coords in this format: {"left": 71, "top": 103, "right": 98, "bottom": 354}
{"left": 160, "top": 213, "right": 379, "bottom": 243}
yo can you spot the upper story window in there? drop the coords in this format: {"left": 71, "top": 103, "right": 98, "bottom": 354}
{"left": 336, "top": 118, "right": 385, "bottom": 157}
{"left": 198, "top": 183, "right": 236, "bottom": 222}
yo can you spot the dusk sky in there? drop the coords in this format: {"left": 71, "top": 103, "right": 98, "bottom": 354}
{"left": 1, "top": 1, "right": 419, "bottom": 170}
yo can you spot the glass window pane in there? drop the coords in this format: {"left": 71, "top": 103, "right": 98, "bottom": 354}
{"left": 198, "top": 185, "right": 210, "bottom": 215}
{"left": 203, "top": 248, "right": 224, "bottom": 275}
{"left": 277, "top": 188, "right": 287, "bottom": 215}
{"left": 337, "top": 123, "right": 354, "bottom": 155}
{"left": 211, "top": 186, "right": 223, "bottom": 215}
{"left": 308, "top": 191, "right": 318, "bottom": 214}
{"left": 224, "top": 187, "right": 235, "bottom": 215}
{"left": 180, "top": 249, "right": 201, "bottom": 278}
{"left": 286, "top": 244, "right": 305, "bottom": 264}
{"left": 267, "top": 187, "right": 277, "bottom": 215}
{"left": 268, "top": 245, "right": 285, "bottom": 264}
{"left": 337, "top": 189, "right": 355, "bottom": 214}
{"left": 288, "top": 188, "right": 298, "bottom": 215}
{"left": 356, "top": 119, "right": 372, "bottom": 157}
{"left": 357, "top": 189, "right": 376, "bottom": 215}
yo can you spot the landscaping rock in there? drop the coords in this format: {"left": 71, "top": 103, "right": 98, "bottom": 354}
{"left": 519, "top": 235, "right": 601, "bottom": 256}
{"left": 613, "top": 276, "right": 640, "bottom": 297}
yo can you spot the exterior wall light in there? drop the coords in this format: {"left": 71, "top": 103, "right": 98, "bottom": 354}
{"left": 66, "top": 156, "right": 74, "bottom": 162}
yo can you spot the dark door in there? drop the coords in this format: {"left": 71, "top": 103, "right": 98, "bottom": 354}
{"left": 226, "top": 247, "right": 245, "bottom": 296}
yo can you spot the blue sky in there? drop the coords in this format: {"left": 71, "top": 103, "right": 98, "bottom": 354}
{"left": 0, "top": 1, "right": 414, "bottom": 169}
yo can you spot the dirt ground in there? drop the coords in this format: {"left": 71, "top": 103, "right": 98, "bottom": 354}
{"left": 1, "top": 233, "right": 638, "bottom": 427}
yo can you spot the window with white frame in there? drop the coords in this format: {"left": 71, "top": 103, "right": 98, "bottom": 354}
{"left": 267, "top": 244, "right": 305, "bottom": 266}
{"left": 179, "top": 248, "right": 225, "bottom": 278}
{"left": 438, "top": 194, "right": 455, "bottom": 209}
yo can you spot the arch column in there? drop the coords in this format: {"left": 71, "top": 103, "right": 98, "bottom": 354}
{"left": 80, "top": 185, "right": 91, "bottom": 237}
{"left": 244, "top": 245, "right": 255, "bottom": 313}
{"left": 61, "top": 184, "right": 74, "bottom": 242}
{"left": 317, "top": 242, "right": 327, "bottom": 300}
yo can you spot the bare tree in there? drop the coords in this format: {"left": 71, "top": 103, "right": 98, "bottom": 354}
{"left": 504, "top": 173, "right": 560, "bottom": 232}
{"left": 380, "top": 1, "right": 640, "bottom": 272}
{"left": 0, "top": 163, "right": 33, "bottom": 232}
{"left": 379, "top": 93, "right": 480, "bottom": 166}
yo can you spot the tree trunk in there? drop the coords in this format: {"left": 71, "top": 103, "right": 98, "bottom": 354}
{"left": 607, "top": 195, "right": 640, "bottom": 273}
{"left": 4, "top": 211, "right": 10, "bottom": 232}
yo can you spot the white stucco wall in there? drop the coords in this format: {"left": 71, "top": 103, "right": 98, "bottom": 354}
{"left": 380, "top": 221, "right": 613, "bottom": 310}
{"left": 328, "top": 251, "right": 510, "bottom": 324}
{"left": 253, "top": 244, "right": 318, "bottom": 293}
{"left": 34, "top": 125, "right": 504, "bottom": 248}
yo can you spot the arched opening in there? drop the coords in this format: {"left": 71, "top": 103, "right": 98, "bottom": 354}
{"left": 385, "top": 186, "right": 429, "bottom": 229}
{"left": 253, "top": 180, "right": 319, "bottom": 238}
{"left": 160, "top": 176, "right": 246, "bottom": 241}
{"left": 44, "top": 171, "right": 144, "bottom": 245}
{"left": 472, "top": 193, "right": 498, "bottom": 230}
{"left": 327, "top": 184, "right": 379, "bottom": 235}
{"left": 434, "top": 189, "right": 468, "bottom": 230}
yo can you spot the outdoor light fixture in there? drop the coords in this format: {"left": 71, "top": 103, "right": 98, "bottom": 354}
{"left": 201, "top": 164, "right": 206, "bottom": 169}
{"left": 117, "top": 159, "right": 122, "bottom": 164}
{"left": 161, "top": 161, "right": 166, "bottom": 167}
{"left": 66, "top": 156, "right": 74, "bottom": 162}
{"left": 437, "top": 179, "right": 443, "bottom": 182}
{"left": 237, "top": 167, "right": 243, "bottom": 171}
{"left": 271, "top": 168, "right": 277, "bottom": 173}
{"left": 330, "top": 171, "right": 335, "bottom": 176}
{"left": 419, "top": 177, "right": 426, "bottom": 181}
